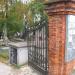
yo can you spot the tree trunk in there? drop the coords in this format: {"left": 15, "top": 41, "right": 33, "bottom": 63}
{"left": 3, "top": 25, "right": 8, "bottom": 46}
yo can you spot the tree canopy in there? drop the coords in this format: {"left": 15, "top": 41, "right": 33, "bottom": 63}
{"left": 0, "top": 0, "right": 48, "bottom": 40}
{"left": 0, "top": 0, "right": 26, "bottom": 37}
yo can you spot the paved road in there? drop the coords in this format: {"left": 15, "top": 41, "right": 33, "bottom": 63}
{"left": 0, "top": 62, "right": 41, "bottom": 75}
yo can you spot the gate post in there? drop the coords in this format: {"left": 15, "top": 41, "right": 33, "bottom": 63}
{"left": 45, "top": 1, "right": 75, "bottom": 75}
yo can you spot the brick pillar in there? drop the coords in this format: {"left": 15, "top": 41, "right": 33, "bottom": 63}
{"left": 45, "top": 1, "right": 75, "bottom": 75}
{"left": 48, "top": 14, "right": 66, "bottom": 75}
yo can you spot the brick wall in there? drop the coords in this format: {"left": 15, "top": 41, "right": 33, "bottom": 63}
{"left": 48, "top": 15, "right": 75, "bottom": 75}
{"left": 45, "top": 1, "right": 75, "bottom": 15}
{"left": 45, "top": 1, "right": 75, "bottom": 75}
{"left": 64, "top": 60, "right": 75, "bottom": 75}
{"left": 48, "top": 15, "right": 66, "bottom": 75}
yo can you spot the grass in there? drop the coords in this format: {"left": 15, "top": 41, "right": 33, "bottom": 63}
{"left": 0, "top": 49, "right": 9, "bottom": 63}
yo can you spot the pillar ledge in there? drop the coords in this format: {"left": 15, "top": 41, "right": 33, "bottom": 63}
{"left": 45, "top": 1, "right": 75, "bottom": 15}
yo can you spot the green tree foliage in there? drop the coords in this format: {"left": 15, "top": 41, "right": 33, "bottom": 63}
{"left": 7, "top": 2, "right": 25, "bottom": 37}
{"left": 25, "top": 1, "right": 48, "bottom": 28}
{"left": 0, "top": 0, "right": 25, "bottom": 38}
{"left": 0, "top": 0, "right": 5, "bottom": 32}
{"left": 0, "top": 0, "right": 48, "bottom": 41}
{"left": 21, "top": 1, "right": 48, "bottom": 40}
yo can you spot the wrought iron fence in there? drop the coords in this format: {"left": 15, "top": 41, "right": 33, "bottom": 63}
{"left": 27, "top": 24, "right": 48, "bottom": 75}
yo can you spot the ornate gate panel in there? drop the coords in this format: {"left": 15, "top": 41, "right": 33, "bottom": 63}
{"left": 28, "top": 24, "right": 48, "bottom": 75}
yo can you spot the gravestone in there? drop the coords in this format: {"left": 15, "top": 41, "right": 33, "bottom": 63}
{"left": 9, "top": 42, "right": 28, "bottom": 65}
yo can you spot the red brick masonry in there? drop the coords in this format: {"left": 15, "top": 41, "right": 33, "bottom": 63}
{"left": 45, "top": 1, "right": 75, "bottom": 75}
{"left": 45, "top": 1, "right": 75, "bottom": 15}
{"left": 64, "top": 60, "right": 75, "bottom": 75}
{"left": 48, "top": 15, "right": 66, "bottom": 75}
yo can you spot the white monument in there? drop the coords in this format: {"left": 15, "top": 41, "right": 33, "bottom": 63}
{"left": 9, "top": 42, "right": 28, "bottom": 65}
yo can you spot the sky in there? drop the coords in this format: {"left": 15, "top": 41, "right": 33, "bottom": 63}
{"left": 21, "top": 0, "right": 31, "bottom": 3}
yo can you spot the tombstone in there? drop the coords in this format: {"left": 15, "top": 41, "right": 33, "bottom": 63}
{"left": 9, "top": 42, "right": 28, "bottom": 65}
{"left": 45, "top": 0, "right": 75, "bottom": 75}
{"left": 0, "top": 32, "right": 3, "bottom": 39}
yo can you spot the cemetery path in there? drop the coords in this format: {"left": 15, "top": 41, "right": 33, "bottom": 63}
{"left": 0, "top": 62, "right": 41, "bottom": 75}
{"left": 0, "top": 62, "right": 11, "bottom": 75}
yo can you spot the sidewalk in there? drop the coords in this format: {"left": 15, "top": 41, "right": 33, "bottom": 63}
{"left": 0, "top": 62, "right": 11, "bottom": 75}
{"left": 0, "top": 62, "right": 41, "bottom": 75}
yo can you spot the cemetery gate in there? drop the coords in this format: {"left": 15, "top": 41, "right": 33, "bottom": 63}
{"left": 27, "top": 24, "right": 48, "bottom": 75}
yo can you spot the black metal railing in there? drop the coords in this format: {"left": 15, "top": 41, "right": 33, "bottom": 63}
{"left": 27, "top": 24, "right": 48, "bottom": 75}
